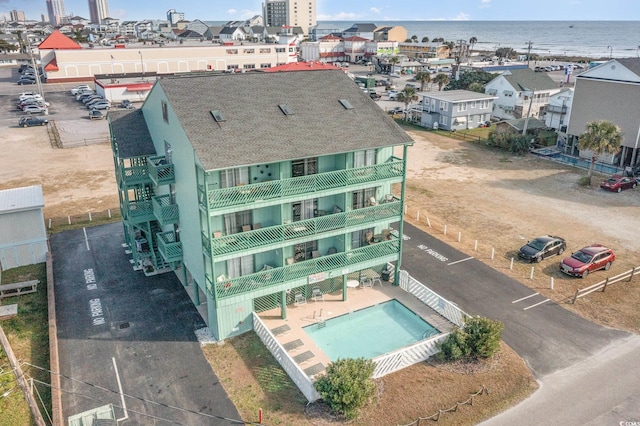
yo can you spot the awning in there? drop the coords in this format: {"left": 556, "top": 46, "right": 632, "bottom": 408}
{"left": 125, "top": 83, "right": 154, "bottom": 92}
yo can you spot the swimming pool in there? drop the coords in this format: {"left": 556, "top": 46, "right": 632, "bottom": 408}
{"left": 303, "top": 299, "right": 439, "bottom": 361}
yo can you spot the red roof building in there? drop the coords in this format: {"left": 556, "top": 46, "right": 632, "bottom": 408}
{"left": 38, "top": 30, "right": 82, "bottom": 50}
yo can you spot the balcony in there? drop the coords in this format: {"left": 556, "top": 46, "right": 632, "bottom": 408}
{"left": 152, "top": 194, "right": 179, "bottom": 226}
{"left": 147, "top": 156, "right": 175, "bottom": 186}
{"left": 545, "top": 105, "right": 567, "bottom": 114}
{"left": 125, "top": 200, "right": 154, "bottom": 224}
{"left": 207, "top": 239, "right": 400, "bottom": 299}
{"left": 156, "top": 231, "right": 183, "bottom": 263}
{"left": 119, "top": 165, "right": 150, "bottom": 188}
{"left": 207, "top": 199, "right": 402, "bottom": 257}
{"left": 202, "top": 158, "right": 404, "bottom": 210}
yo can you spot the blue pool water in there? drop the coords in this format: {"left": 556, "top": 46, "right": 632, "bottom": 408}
{"left": 303, "top": 300, "right": 439, "bottom": 361}
{"left": 549, "top": 153, "right": 622, "bottom": 175}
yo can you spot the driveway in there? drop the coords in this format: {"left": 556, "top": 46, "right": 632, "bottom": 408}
{"left": 399, "top": 222, "right": 628, "bottom": 377}
{"left": 52, "top": 223, "right": 242, "bottom": 425}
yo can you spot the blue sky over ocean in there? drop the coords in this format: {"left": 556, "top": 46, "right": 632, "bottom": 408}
{"left": 0, "top": 0, "right": 638, "bottom": 22}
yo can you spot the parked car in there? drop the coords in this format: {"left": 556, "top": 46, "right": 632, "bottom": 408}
{"left": 369, "top": 92, "right": 381, "bottom": 101}
{"left": 560, "top": 245, "right": 615, "bottom": 278}
{"left": 388, "top": 106, "right": 403, "bottom": 115}
{"left": 389, "top": 72, "right": 401, "bottom": 78}
{"left": 600, "top": 174, "right": 637, "bottom": 192}
{"left": 82, "top": 95, "right": 103, "bottom": 104}
{"left": 388, "top": 90, "right": 399, "bottom": 100}
{"left": 22, "top": 104, "right": 48, "bottom": 115}
{"left": 18, "top": 116, "right": 48, "bottom": 127}
{"left": 71, "top": 84, "right": 92, "bottom": 95}
{"left": 120, "top": 99, "right": 135, "bottom": 109}
{"left": 88, "top": 109, "right": 104, "bottom": 120}
{"left": 17, "top": 78, "right": 37, "bottom": 85}
{"left": 76, "top": 90, "right": 95, "bottom": 101}
{"left": 518, "top": 235, "right": 566, "bottom": 263}
{"left": 19, "top": 100, "right": 49, "bottom": 110}
{"left": 88, "top": 101, "right": 111, "bottom": 110}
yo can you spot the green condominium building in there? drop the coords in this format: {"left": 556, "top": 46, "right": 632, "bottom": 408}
{"left": 109, "top": 69, "right": 413, "bottom": 340}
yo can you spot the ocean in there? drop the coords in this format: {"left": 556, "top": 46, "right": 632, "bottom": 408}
{"left": 319, "top": 21, "right": 640, "bottom": 59}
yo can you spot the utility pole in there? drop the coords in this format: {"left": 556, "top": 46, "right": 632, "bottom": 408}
{"left": 522, "top": 87, "right": 536, "bottom": 136}
{"left": 526, "top": 41, "right": 533, "bottom": 66}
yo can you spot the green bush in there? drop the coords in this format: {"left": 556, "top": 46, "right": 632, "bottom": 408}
{"left": 437, "top": 316, "right": 504, "bottom": 361}
{"left": 486, "top": 131, "right": 531, "bottom": 154}
{"left": 314, "top": 358, "right": 375, "bottom": 419}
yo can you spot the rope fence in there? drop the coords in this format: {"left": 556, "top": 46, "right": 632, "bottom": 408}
{"left": 46, "top": 208, "right": 121, "bottom": 232}
{"left": 403, "top": 204, "right": 639, "bottom": 302}
{"left": 397, "top": 385, "right": 490, "bottom": 425}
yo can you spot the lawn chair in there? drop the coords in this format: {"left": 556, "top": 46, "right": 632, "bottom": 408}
{"left": 294, "top": 292, "right": 307, "bottom": 306}
{"left": 311, "top": 286, "right": 324, "bottom": 302}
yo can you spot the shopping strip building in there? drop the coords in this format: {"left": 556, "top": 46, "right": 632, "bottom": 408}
{"left": 108, "top": 69, "right": 413, "bottom": 340}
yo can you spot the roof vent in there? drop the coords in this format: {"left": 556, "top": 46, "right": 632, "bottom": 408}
{"left": 278, "top": 104, "right": 294, "bottom": 115}
{"left": 339, "top": 99, "right": 354, "bottom": 110}
{"left": 210, "top": 110, "right": 226, "bottom": 122}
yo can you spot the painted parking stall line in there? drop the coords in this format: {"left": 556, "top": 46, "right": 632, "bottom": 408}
{"left": 512, "top": 292, "right": 540, "bottom": 304}
{"left": 447, "top": 256, "right": 474, "bottom": 266}
{"left": 523, "top": 298, "right": 551, "bottom": 311}
{"left": 512, "top": 291, "right": 551, "bottom": 310}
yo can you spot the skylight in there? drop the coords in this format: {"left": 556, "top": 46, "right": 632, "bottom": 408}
{"left": 210, "top": 110, "right": 225, "bottom": 122}
{"left": 339, "top": 99, "right": 354, "bottom": 110}
{"left": 278, "top": 104, "right": 294, "bottom": 115}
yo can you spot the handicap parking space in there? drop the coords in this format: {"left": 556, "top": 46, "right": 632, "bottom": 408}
{"left": 51, "top": 222, "right": 241, "bottom": 424}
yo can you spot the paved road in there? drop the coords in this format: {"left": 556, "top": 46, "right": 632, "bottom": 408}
{"left": 52, "top": 223, "right": 242, "bottom": 425}
{"left": 480, "top": 334, "right": 640, "bottom": 425}
{"left": 398, "top": 222, "right": 628, "bottom": 377}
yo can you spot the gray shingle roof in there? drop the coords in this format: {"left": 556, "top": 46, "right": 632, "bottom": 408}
{"left": 500, "top": 117, "right": 546, "bottom": 131}
{"left": 157, "top": 70, "right": 413, "bottom": 171}
{"left": 108, "top": 109, "right": 156, "bottom": 159}
{"left": 615, "top": 58, "right": 640, "bottom": 77}
{"left": 501, "top": 68, "right": 557, "bottom": 91}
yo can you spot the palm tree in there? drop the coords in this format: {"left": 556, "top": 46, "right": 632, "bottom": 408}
{"left": 414, "top": 71, "right": 431, "bottom": 91}
{"left": 388, "top": 55, "right": 400, "bottom": 74}
{"left": 578, "top": 120, "right": 623, "bottom": 182}
{"left": 397, "top": 87, "right": 418, "bottom": 117}
{"left": 433, "top": 73, "right": 450, "bottom": 91}
{"left": 421, "top": 36, "right": 429, "bottom": 43}
{"left": 469, "top": 36, "right": 477, "bottom": 52}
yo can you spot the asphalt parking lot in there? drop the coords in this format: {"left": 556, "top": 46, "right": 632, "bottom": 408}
{"left": 399, "top": 222, "right": 629, "bottom": 377}
{"left": 51, "top": 223, "right": 242, "bottom": 425}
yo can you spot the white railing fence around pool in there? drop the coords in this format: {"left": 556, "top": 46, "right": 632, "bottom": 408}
{"left": 253, "top": 270, "right": 469, "bottom": 401}
{"left": 398, "top": 269, "right": 468, "bottom": 327}
{"left": 372, "top": 333, "right": 448, "bottom": 379}
{"left": 252, "top": 313, "right": 321, "bottom": 402}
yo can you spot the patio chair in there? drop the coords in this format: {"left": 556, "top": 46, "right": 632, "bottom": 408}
{"left": 294, "top": 292, "right": 307, "bottom": 306}
{"left": 311, "top": 286, "right": 324, "bottom": 302}
{"left": 360, "top": 277, "right": 372, "bottom": 288}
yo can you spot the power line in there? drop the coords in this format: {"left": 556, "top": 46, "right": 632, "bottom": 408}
{"left": 24, "top": 362, "right": 259, "bottom": 425}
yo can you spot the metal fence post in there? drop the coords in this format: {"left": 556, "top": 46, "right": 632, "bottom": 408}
{"left": 602, "top": 277, "right": 609, "bottom": 292}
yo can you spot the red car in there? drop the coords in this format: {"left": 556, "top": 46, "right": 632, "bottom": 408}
{"left": 560, "top": 245, "right": 615, "bottom": 278}
{"left": 600, "top": 175, "right": 637, "bottom": 192}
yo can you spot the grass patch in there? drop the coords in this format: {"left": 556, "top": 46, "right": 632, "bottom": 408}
{"left": 0, "top": 263, "right": 50, "bottom": 426}
{"left": 46, "top": 209, "right": 122, "bottom": 234}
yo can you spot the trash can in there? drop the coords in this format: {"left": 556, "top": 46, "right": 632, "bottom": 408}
{"left": 381, "top": 269, "right": 391, "bottom": 281}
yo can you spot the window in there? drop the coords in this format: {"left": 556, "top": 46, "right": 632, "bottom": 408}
{"left": 260, "top": 63, "right": 271, "bottom": 68}
{"left": 161, "top": 101, "right": 168, "bottom": 123}
{"left": 439, "top": 116, "right": 448, "bottom": 125}
{"left": 259, "top": 48, "right": 271, "bottom": 54}
{"left": 243, "top": 48, "right": 255, "bottom": 54}
{"left": 439, "top": 101, "right": 448, "bottom": 111}
{"left": 292, "top": 158, "right": 317, "bottom": 177}
{"left": 226, "top": 49, "right": 238, "bottom": 55}
{"left": 243, "top": 64, "right": 255, "bottom": 69}
{"left": 457, "top": 102, "right": 467, "bottom": 112}
{"left": 470, "top": 101, "right": 477, "bottom": 108}
{"left": 353, "top": 149, "right": 376, "bottom": 168}
{"left": 479, "top": 100, "right": 489, "bottom": 109}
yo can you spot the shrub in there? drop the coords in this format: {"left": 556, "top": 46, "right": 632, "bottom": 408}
{"left": 578, "top": 175, "right": 592, "bottom": 186}
{"left": 314, "top": 358, "right": 376, "bottom": 419}
{"left": 437, "top": 316, "right": 504, "bottom": 361}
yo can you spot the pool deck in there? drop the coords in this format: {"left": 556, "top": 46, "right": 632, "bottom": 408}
{"left": 259, "top": 281, "right": 456, "bottom": 377}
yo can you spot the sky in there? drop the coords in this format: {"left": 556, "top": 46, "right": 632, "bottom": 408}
{"left": 0, "top": 0, "right": 637, "bottom": 22}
